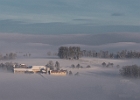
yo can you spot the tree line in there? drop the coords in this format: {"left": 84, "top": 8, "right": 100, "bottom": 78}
{"left": 81, "top": 50, "right": 140, "bottom": 59}
{"left": 0, "top": 62, "right": 16, "bottom": 71}
{"left": 0, "top": 53, "right": 17, "bottom": 60}
{"left": 58, "top": 46, "right": 82, "bottom": 60}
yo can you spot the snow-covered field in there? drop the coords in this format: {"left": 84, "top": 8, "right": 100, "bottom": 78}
{"left": 0, "top": 57, "right": 140, "bottom": 100}
{"left": 1, "top": 32, "right": 140, "bottom": 100}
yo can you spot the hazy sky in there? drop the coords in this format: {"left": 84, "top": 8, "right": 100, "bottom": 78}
{"left": 0, "top": 0, "right": 140, "bottom": 34}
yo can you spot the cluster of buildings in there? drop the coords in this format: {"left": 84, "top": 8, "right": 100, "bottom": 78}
{"left": 13, "top": 64, "right": 67, "bottom": 75}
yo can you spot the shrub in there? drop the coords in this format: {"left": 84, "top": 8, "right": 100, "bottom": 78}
{"left": 86, "top": 65, "right": 91, "bottom": 68}
{"left": 76, "top": 64, "right": 80, "bottom": 68}
{"left": 102, "top": 62, "right": 106, "bottom": 67}
{"left": 71, "top": 64, "right": 75, "bottom": 68}
{"left": 69, "top": 71, "right": 73, "bottom": 75}
{"left": 80, "top": 66, "right": 83, "bottom": 68}
{"left": 120, "top": 65, "right": 140, "bottom": 78}
{"left": 106, "top": 62, "right": 113, "bottom": 67}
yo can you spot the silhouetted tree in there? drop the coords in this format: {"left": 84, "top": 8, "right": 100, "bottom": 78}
{"left": 46, "top": 60, "right": 54, "bottom": 70}
{"left": 58, "top": 46, "right": 81, "bottom": 60}
{"left": 86, "top": 65, "right": 91, "bottom": 68}
{"left": 120, "top": 65, "right": 140, "bottom": 78}
{"left": 102, "top": 62, "right": 106, "bottom": 67}
{"left": 76, "top": 64, "right": 80, "bottom": 68}
{"left": 69, "top": 71, "right": 73, "bottom": 75}
{"left": 71, "top": 64, "right": 75, "bottom": 68}
{"left": 55, "top": 61, "right": 60, "bottom": 70}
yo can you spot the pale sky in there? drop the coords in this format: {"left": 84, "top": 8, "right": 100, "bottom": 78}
{"left": 0, "top": 0, "right": 140, "bottom": 34}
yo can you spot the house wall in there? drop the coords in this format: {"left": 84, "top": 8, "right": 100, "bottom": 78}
{"left": 50, "top": 70, "right": 67, "bottom": 75}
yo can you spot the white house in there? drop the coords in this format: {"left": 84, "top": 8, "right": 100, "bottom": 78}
{"left": 14, "top": 68, "right": 32, "bottom": 73}
{"left": 31, "top": 66, "right": 46, "bottom": 73}
{"left": 13, "top": 64, "right": 67, "bottom": 75}
{"left": 14, "top": 65, "right": 47, "bottom": 73}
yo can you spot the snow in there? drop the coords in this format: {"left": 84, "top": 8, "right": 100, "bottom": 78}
{"left": 0, "top": 57, "right": 140, "bottom": 100}
{"left": 0, "top": 32, "right": 140, "bottom": 99}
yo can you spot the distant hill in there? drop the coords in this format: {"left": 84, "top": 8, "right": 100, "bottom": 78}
{"left": 0, "top": 32, "right": 140, "bottom": 55}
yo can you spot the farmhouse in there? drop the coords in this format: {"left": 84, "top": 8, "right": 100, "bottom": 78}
{"left": 14, "top": 65, "right": 47, "bottom": 73}
{"left": 13, "top": 64, "right": 68, "bottom": 75}
{"left": 49, "top": 70, "right": 67, "bottom": 75}
{"left": 14, "top": 68, "right": 32, "bottom": 73}
{"left": 31, "top": 66, "right": 46, "bottom": 73}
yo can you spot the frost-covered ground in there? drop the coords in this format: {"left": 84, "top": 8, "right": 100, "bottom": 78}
{"left": 1, "top": 32, "right": 140, "bottom": 100}
{"left": 0, "top": 57, "right": 140, "bottom": 100}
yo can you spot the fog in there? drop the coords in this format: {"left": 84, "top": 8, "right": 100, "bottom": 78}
{"left": 0, "top": 57, "right": 140, "bottom": 100}
{"left": 0, "top": 33, "right": 140, "bottom": 100}
{"left": 1, "top": 32, "right": 140, "bottom": 55}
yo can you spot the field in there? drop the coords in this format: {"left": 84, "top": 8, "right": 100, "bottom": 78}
{"left": 0, "top": 57, "right": 140, "bottom": 100}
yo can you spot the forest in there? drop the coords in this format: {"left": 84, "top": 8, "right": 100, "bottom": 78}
{"left": 58, "top": 46, "right": 81, "bottom": 59}
{"left": 58, "top": 47, "right": 140, "bottom": 59}
{"left": 81, "top": 50, "right": 140, "bottom": 59}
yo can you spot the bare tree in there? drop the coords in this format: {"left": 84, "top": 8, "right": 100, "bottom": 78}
{"left": 58, "top": 46, "right": 81, "bottom": 60}
{"left": 120, "top": 65, "right": 140, "bottom": 78}
{"left": 46, "top": 60, "right": 54, "bottom": 70}
{"left": 55, "top": 61, "right": 60, "bottom": 70}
